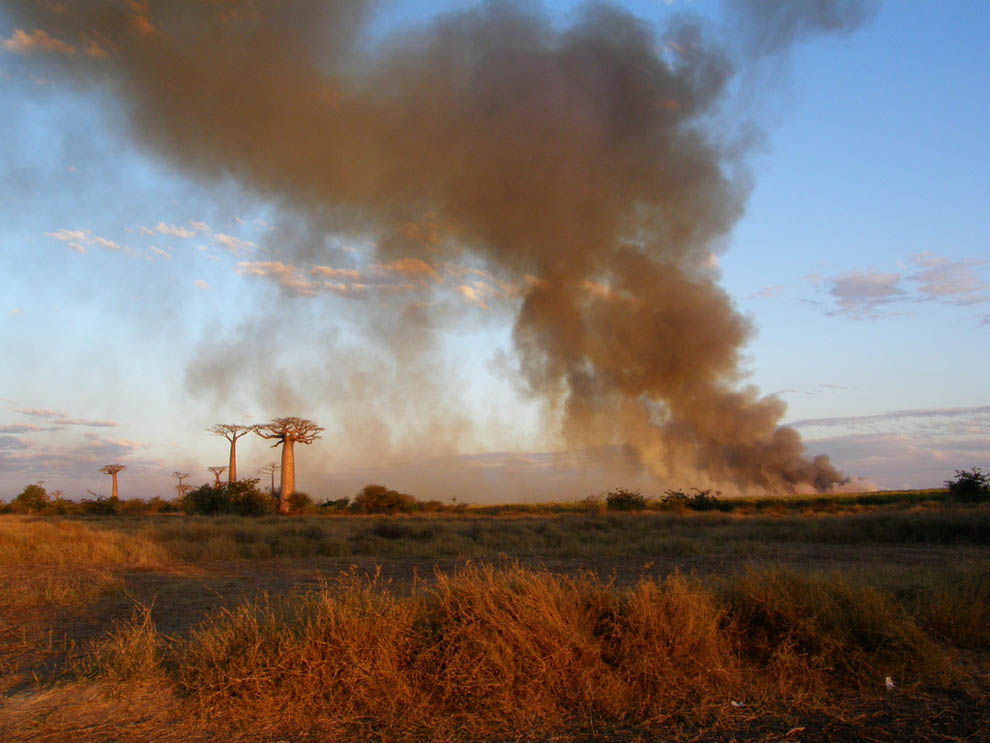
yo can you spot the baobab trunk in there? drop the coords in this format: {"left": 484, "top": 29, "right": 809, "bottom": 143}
{"left": 279, "top": 438, "right": 295, "bottom": 514}
{"left": 110, "top": 472, "right": 119, "bottom": 500}
{"left": 228, "top": 442, "right": 238, "bottom": 483}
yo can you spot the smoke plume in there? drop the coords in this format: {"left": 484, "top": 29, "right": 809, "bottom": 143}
{"left": 5, "top": 0, "right": 872, "bottom": 492}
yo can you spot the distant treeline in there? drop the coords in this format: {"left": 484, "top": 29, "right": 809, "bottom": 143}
{"left": 2, "top": 478, "right": 984, "bottom": 518}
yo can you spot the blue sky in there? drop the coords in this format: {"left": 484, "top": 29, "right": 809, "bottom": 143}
{"left": 1, "top": 1, "right": 988, "bottom": 502}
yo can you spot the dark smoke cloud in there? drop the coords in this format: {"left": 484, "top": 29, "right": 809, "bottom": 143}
{"left": 4, "top": 0, "right": 872, "bottom": 492}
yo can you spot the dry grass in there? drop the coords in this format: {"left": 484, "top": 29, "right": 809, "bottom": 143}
{"left": 100, "top": 565, "right": 963, "bottom": 738}
{"left": 0, "top": 516, "right": 167, "bottom": 568}
{"left": 1, "top": 510, "right": 988, "bottom": 741}
{"left": 16, "top": 505, "right": 984, "bottom": 564}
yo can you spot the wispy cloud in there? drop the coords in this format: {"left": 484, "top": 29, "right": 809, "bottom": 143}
{"left": 0, "top": 424, "right": 56, "bottom": 434}
{"left": 17, "top": 408, "right": 117, "bottom": 428}
{"left": 818, "top": 252, "right": 989, "bottom": 319}
{"left": 155, "top": 222, "right": 195, "bottom": 238}
{"left": 193, "top": 279, "right": 210, "bottom": 290}
{"left": 2, "top": 28, "right": 75, "bottom": 55}
{"left": 908, "top": 252, "right": 989, "bottom": 304}
{"left": 825, "top": 270, "right": 905, "bottom": 318}
{"left": 790, "top": 404, "right": 990, "bottom": 430}
{"left": 45, "top": 228, "right": 125, "bottom": 253}
{"left": 792, "top": 405, "right": 990, "bottom": 489}
{"left": 214, "top": 233, "right": 256, "bottom": 256}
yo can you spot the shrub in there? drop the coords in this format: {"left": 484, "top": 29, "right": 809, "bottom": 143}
{"left": 319, "top": 497, "right": 351, "bottom": 511}
{"left": 945, "top": 467, "right": 990, "bottom": 502}
{"left": 184, "top": 479, "right": 273, "bottom": 516}
{"left": 352, "top": 484, "right": 419, "bottom": 514}
{"left": 287, "top": 490, "right": 314, "bottom": 513}
{"left": 12, "top": 483, "right": 49, "bottom": 512}
{"left": 605, "top": 488, "right": 646, "bottom": 511}
{"left": 80, "top": 495, "right": 119, "bottom": 515}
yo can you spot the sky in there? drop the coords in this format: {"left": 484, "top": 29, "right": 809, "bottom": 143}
{"left": 1, "top": 0, "right": 988, "bottom": 503}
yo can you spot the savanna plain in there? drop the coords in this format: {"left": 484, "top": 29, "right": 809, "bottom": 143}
{"left": 2, "top": 490, "right": 989, "bottom": 742}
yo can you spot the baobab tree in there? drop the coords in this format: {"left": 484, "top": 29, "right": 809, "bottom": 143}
{"left": 99, "top": 464, "right": 125, "bottom": 500}
{"left": 255, "top": 418, "right": 323, "bottom": 514}
{"left": 208, "top": 466, "right": 228, "bottom": 487}
{"left": 209, "top": 424, "right": 254, "bottom": 483}
{"left": 259, "top": 462, "right": 279, "bottom": 495}
{"left": 173, "top": 471, "right": 192, "bottom": 500}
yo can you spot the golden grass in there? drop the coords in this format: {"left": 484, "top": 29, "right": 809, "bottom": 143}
{"left": 122, "top": 565, "right": 958, "bottom": 738}
{"left": 0, "top": 516, "right": 166, "bottom": 568}
{"left": 2, "top": 510, "right": 988, "bottom": 741}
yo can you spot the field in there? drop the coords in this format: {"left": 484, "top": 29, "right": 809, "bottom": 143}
{"left": 1, "top": 495, "right": 989, "bottom": 742}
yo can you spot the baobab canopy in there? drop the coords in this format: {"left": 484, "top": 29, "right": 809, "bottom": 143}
{"left": 255, "top": 418, "right": 323, "bottom": 513}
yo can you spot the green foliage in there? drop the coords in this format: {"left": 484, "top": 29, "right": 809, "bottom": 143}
{"left": 287, "top": 490, "right": 314, "bottom": 513}
{"left": 605, "top": 487, "right": 647, "bottom": 511}
{"left": 945, "top": 467, "right": 990, "bottom": 502}
{"left": 13, "top": 483, "right": 49, "bottom": 512}
{"left": 351, "top": 484, "right": 419, "bottom": 514}
{"left": 80, "top": 495, "right": 119, "bottom": 515}
{"left": 183, "top": 479, "right": 273, "bottom": 516}
{"left": 662, "top": 488, "right": 725, "bottom": 511}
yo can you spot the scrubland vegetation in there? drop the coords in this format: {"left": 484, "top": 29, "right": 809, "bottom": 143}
{"left": 1, "top": 485, "right": 988, "bottom": 741}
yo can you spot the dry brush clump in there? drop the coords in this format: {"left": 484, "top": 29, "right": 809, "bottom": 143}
{"left": 82, "top": 565, "right": 964, "bottom": 739}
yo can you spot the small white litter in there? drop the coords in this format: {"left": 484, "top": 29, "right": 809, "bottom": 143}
{"left": 885, "top": 676, "right": 895, "bottom": 691}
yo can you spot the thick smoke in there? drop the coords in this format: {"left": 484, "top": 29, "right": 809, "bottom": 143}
{"left": 6, "top": 0, "right": 871, "bottom": 491}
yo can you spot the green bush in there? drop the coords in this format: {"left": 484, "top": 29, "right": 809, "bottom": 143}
{"left": 12, "top": 483, "right": 49, "bottom": 512}
{"left": 183, "top": 479, "right": 273, "bottom": 516}
{"left": 605, "top": 488, "right": 647, "bottom": 511}
{"left": 287, "top": 490, "right": 314, "bottom": 513}
{"left": 945, "top": 467, "right": 990, "bottom": 502}
{"left": 351, "top": 484, "right": 419, "bottom": 514}
{"left": 80, "top": 495, "right": 119, "bottom": 515}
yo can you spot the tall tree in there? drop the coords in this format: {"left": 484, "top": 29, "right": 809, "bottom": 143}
{"left": 173, "top": 471, "right": 192, "bottom": 500}
{"left": 209, "top": 424, "right": 254, "bottom": 483}
{"left": 99, "top": 464, "right": 125, "bottom": 500}
{"left": 208, "top": 466, "right": 228, "bottom": 487}
{"left": 255, "top": 418, "right": 323, "bottom": 514}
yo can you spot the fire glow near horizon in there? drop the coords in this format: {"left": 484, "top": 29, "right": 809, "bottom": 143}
{"left": 0, "top": 0, "right": 883, "bottom": 494}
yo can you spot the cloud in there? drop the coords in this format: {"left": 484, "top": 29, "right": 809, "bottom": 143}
{"left": 18, "top": 408, "right": 66, "bottom": 420}
{"left": 193, "top": 279, "right": 210, "bottom": 290}
{"left": 908, "top": 253, "right": 989, "bottom": 304}
{"left": 0, "top": 424, "right": 55, "bottom": 434}
{"left": 155, "top": 222, "right": 195, "bottom": 238}
{"left": 821, "top": 252, "right": 990, "bottom": 318}
{"left": 16, "top": 408, "right": 117, "bottom": 428}
{"left": 456, "top": 283, "right": 488, "bottom": 309}
{"left": 825, "top": 270, "right": 905, "bottom": 318}
{"left": 149, "top": 246, "right": 172, "bottom": 259}
{"left": 45, "top": 228, "right": 88, "bottom": 243}
{"left": 45, "top": 228, "right": 125, "bottom": 253}
{"left": 0, "top": 435, "right": 29, "bottom": 450}
{"left": 57, "top": 418, "right": 118, "bottom": 427}
{"left": 789, "top": 404, "right": 990, "bottom": 430}
{"left": 214, "top": 233, "right": 256, "bottom": 256}
{"left": 310, "top": 265, "right": 362, "bottom": 281}
{"left": 749, "top": 285, "right": 787, "bottom": 300}
{"left": 236, "top": 260, "right": 314, "bottom": 295}
{"left": 790, "top": 405, "right": 990, "bottom": 489}
{"left": 371, "top": 257, "right": 441, "bottom": 283}
{"left": 92, "top": 236, "right": 122, "bottom": 250}
{"left": 2, "top": 28, "right": 75, "bottom": 55}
